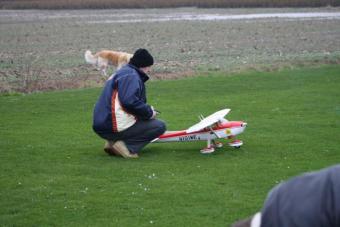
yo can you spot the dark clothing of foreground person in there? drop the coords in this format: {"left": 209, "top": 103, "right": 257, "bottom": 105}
{"left": 232, "top": 165, "right": 340, "bottom": 227}
{"left": 92, "top": 49, "right": 166, "bottom": 158}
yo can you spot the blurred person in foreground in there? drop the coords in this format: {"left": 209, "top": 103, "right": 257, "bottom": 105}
{"left": 92, "top": 48, "right": 166, "bottom": 158}
{"left": 232, "top": 165, "right": 340, "bottom": 227}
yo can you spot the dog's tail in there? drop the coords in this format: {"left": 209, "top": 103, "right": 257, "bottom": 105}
{"left": 84, "top": 50, "right": 97, "bottom": 65}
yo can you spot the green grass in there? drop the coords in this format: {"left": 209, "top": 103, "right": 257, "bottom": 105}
{"left": 0, "top": 65, "right": 339, "bottom": 226}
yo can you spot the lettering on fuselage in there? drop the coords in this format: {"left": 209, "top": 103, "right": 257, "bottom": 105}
{"left": 179, "top": 135, "right": 200, "bottom": 141}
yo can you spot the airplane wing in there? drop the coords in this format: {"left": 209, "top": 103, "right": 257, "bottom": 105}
{"left": 186, "top": 109, "right": 230, "bottom": 133}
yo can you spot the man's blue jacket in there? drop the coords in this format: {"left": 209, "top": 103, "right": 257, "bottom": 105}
{"left": 92, "top": 64, "right": 153, "bottom": 134}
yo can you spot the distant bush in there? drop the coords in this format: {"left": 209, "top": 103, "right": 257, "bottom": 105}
{"left": 0, "top": 0, "right": 339, "bottom": 9}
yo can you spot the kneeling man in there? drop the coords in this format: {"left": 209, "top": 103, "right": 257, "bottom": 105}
{"left": 92, "top": 48, "right": 166, "bottom": 158}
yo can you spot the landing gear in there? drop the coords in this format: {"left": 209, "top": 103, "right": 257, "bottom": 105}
{"left": 200, "top": 136, "right": 243, "bottom": 154}
{"left": 200, "top": 146, "right": 215, "bottom": 154}
{"left": 200, "top": 139, "right": 223, "bottom": 154}
{"left": 200, "top": 137, "right": 215, "bottom": 154}
{"left": 228, "top": 140, "right": 243, "bottom": 149}
{"left": 213, "top": 140, "right": 223, "bottom": 148}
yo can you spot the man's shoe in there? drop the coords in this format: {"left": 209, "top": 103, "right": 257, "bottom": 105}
{"left": 104, "top": 140, "right": 119, "bottom": 156}
{"left": 112, "top": 141, "right": 139, "bottom": 159}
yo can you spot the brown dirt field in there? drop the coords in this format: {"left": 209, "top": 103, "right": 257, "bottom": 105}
{"left": 0, "top": 8, "right": 339, "bottom": 93}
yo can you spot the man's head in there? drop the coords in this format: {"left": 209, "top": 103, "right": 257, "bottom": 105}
{"left": 129, "top": 48, "right": 154, "bottom": 72}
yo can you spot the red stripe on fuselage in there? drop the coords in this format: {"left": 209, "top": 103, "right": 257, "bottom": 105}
{"left": 159, "top": 121, "right": 244, "bottom": 139}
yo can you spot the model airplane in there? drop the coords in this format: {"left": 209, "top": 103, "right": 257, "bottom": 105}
{"left": 152, "top": 109, "right": 247, "bottom": 154}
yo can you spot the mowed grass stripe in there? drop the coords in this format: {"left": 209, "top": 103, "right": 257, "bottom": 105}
{"left": 0, "top": 65, "right": 339, "bottom": 226}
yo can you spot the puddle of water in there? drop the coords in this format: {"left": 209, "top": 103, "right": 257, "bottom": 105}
{"left": 1, "top": 10, "right": 340, "bottom": 23}
{"left": 88, "top": 12, "right": 340, "bottom": 23}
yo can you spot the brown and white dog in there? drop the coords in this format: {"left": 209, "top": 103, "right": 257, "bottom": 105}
{"left": 84, "top": 50, "right": 133, "bottom": 76}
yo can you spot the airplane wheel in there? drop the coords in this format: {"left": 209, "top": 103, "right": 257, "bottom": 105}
{"left": 213, "top": 141, "right": 223, "bottom": 148}
{"left": 229, "top": 140, "right": 243, "bottom": 148}
{"left": 200, "top": 147, "right": 215, "bottom": 154}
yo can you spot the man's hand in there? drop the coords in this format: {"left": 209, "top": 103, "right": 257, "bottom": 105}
{"left": 150, "top": 106, "right": 160, "bottom": 119}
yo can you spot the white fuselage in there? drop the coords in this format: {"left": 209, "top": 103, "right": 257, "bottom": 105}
{"left": 155, "top": 121, "right": 247, "bottom": 143}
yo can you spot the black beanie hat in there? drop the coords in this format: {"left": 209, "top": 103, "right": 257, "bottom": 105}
{"left": 129, "top": 48, "right": 154, "bottom": 68}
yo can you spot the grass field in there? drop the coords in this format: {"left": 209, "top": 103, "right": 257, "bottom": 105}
{"left": 0, "top": 65, "right": 339, "bottom": 226}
